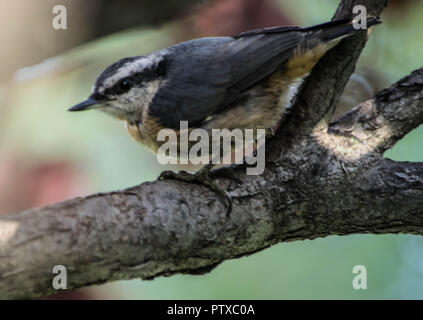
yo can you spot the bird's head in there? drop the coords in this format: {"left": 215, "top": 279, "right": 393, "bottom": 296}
{"left": 69, "top": 52, "right": 167, "bottom": 124}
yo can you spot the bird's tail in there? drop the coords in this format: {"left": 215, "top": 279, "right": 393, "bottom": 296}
{"left": 278, "top": 17, "right": 381, "bottom": 80}
{"left": 233, "top": 17, "right": 381, "bottom": 41}
{"left": 306, "top": 17, "right": 381, "bottom": 42}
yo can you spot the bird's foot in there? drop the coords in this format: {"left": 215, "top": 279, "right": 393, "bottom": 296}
{"left": 159, "top": 164, "right": 232, "bottom": 216}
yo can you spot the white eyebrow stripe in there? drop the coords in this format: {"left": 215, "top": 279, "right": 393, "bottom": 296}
{"left": 102, "top": 52, "right": 167, "bottom": 91}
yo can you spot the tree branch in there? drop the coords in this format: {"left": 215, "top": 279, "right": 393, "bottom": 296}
{"left": 330, "top": 67, "right": 423, "bottom": 154}
{"left": 286, "top": 0, "right": 388, "bottom": 133}
{"left": 2, "top": 0, "right": 421, "bottom": 299}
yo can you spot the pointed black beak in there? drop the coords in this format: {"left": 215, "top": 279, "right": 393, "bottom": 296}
{"left": 68, "top": 98, "right": 99, "bottom": 112}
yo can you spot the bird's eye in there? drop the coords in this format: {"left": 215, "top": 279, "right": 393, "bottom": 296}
{"left": 107, "top": 77, "right": 134, "bottom": 96}
{"left": 119, "top": 79, "right": 132, "bottom": 90}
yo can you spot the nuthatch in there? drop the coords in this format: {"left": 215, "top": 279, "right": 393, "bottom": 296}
{"left": 69, "top": 17, "right": 380, "bottom": 214}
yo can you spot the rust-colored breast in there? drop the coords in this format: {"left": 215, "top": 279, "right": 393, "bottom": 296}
{"left": 125, "top": 115, "right": 166, "bottom": 154}
{"left": 125, "top": 121, "right": 143, "bottom": 144}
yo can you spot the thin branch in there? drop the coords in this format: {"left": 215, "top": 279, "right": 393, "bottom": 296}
{"left": 285, "top": 0, "right": 387, "bottom": 134}
{"left": 330, "top": 67, "right": 423, "bottom": 154}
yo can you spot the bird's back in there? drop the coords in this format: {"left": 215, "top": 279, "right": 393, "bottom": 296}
{"left": 150, "top": 18, "right": 380, "bottom": 129}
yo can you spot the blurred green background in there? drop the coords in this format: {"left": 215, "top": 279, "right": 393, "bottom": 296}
{"left": 0, "top": 0, "right": 422, "bottom": 299}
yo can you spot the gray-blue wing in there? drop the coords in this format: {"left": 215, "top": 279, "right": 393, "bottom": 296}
{"left": 150, "top": 32, "right": 304, "bottom": 129}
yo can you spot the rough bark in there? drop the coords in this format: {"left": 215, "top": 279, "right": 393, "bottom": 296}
{"left": 2, "top": 0, "right": 422, "bottom": 299}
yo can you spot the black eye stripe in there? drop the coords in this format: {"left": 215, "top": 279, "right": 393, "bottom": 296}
{"left": 106, "top": 76, "right": 140, "bottom": 95}
{"left": 100, "top": 57, "right": 167, "bottom": 96}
